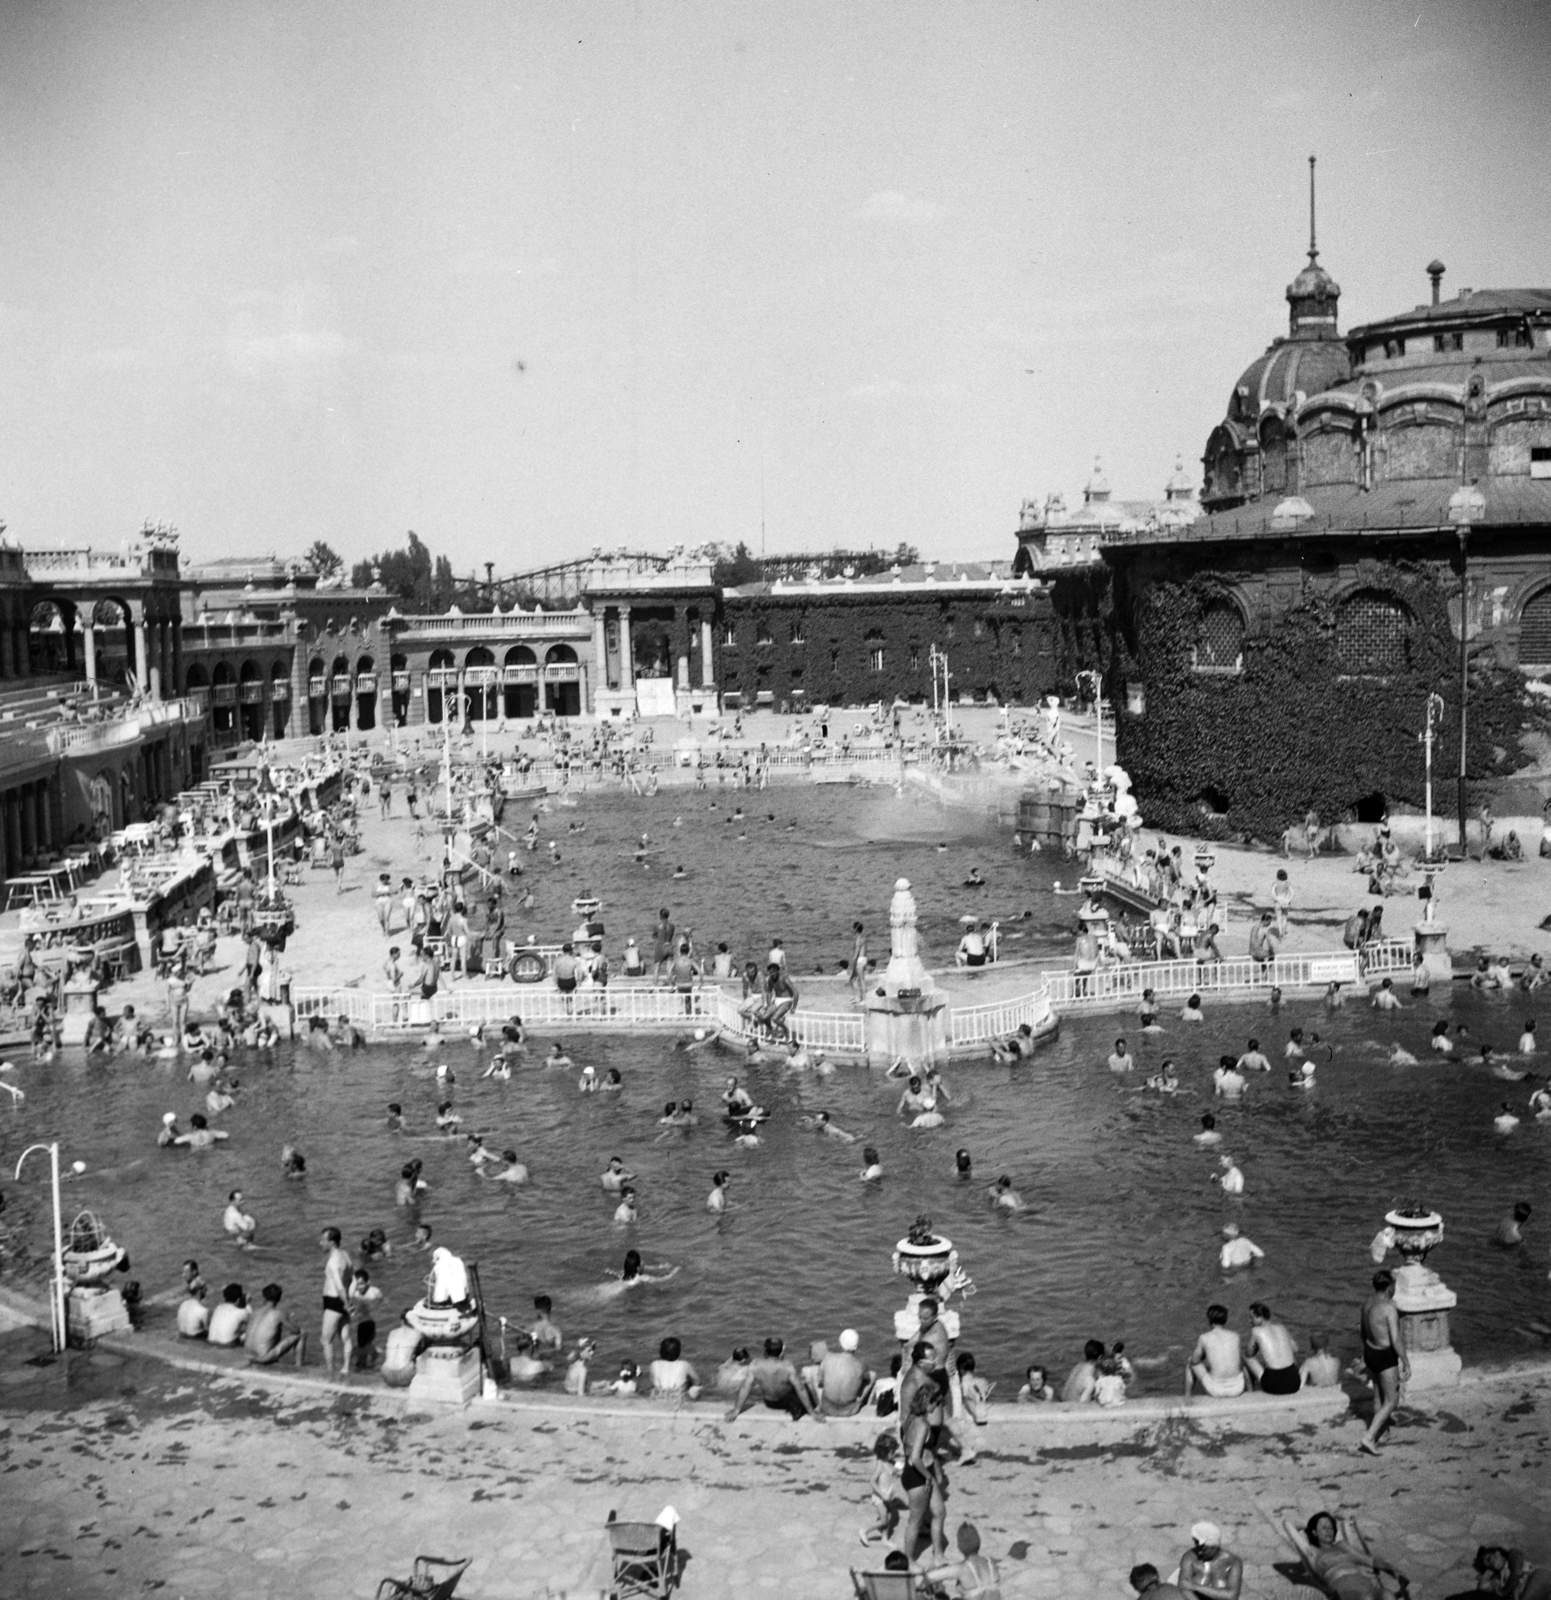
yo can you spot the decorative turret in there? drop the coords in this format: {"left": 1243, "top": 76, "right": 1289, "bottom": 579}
{"left": 1286, "top": 155, "right": 1341, "bottom": 339}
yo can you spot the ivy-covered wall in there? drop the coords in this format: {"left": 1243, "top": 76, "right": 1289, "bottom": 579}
{"left": 718, "top": 589, "right": 1068, "bottom": 708}
{"left": 1108, "top": 552, "right": 1539, "bottom": 843}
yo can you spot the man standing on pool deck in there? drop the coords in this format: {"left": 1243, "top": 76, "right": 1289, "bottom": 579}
{"left": 1359, "top": 1269, "right": 1408, "bottom": 1453}
{"left": 652, "top": 908, "right": 675, "bottom": 979}
{"left": 319, "top": 1228, "right": 354, "bottom": 1374}
{"left": 849, "top": 922, "right": 869, "bottom": 1004}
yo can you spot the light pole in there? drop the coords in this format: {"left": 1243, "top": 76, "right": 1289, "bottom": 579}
{"left": 13, "top": 1142, "right": 82, "bottom": 1352}
{"left": 1076, "top": 669, "right": 1104, "bottom": 777}
{"left": 1421, "top": 692, "right": 1445, "bottom": 862}
{"left": 1448, "top": 484, "right": 1485, "bottom": 856}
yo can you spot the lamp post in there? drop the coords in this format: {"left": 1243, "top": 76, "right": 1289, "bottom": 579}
{"left": 1076, "top": 669, "right": 1104, "bottom": 776}
{"left": 1421, "top": 692, "right": 1445, "bottom": 863}
{"left": 14, "top": 1142, "right": 68, "bottom": 1351}
{"left": 1447, "top": 484, "right": 1485, "bottom": 856}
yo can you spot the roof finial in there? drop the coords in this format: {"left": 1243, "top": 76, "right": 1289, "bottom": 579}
{"left": 1308, "top": 154, "right": 1318, "bottom": 265}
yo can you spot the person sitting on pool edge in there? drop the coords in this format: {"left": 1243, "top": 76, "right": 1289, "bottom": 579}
{"left": 244, "top": 1283, "right": 306, "bottom": 1367}
{"left": 1186, "top": 1304, "right": 1245, "bottom": 1398}
{"left": 1243, "top": 1301, "right": 1300, "bottom": 1394}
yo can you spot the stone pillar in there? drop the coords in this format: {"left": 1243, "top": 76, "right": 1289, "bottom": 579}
{"left": 134, "top": 619, "right": 151, "bottom": 698}
{"left": 456, "top": 668, "right": 467, "bottom": 728}
{"left": 675, "top": 608, "right": 690, "bottom": 690}
{"left": 83, "top": 623, "right": 98, "bottom": 688}
{"left": 20, "top": 784, "right": 36, "bottom": 862}
{"left": 171, "top": 619, "right": 183, "bottom": 700}
{"left": 37, "top": 782, "right": 53, "bottom": 854}
{"left": 159, "top": 620, "right": 172, "bottom": 694}
{"left": 701, "top": 617, "right": 715, "bottom": 687}
{"left": 618, "top": 606, "right": 634, "bottom": 689}
{"left": 591, "top": 611, "right": 609, "bottom": 702}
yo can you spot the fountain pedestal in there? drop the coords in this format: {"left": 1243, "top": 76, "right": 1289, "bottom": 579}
{"left": 863, "top": 879, "right": 948, "bottom": 1068}
{"left": 1412, "top": 922, "right": 1452, "bottom": 986}
{"left": 59, "top": 975, "right": 100, "bottom": 1046}
{"left": 407, "top": 1344, "right": 483, "bottom": 1405}
{"left": 1385, "top": 1208, "right": 1461, "bottom": 1390}
{"left": 67, "top": 1286, "right": 131, "bottom": 1342}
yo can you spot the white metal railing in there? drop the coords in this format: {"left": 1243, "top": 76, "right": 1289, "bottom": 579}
{"left": 395, "top": 612, "right": 592, "bottom": 638}
{"left": 292, "top": 942, "right": 1414, "bottom": 1042}
{"left": 292, "top": 980, "right": 722, "bottom": 1033}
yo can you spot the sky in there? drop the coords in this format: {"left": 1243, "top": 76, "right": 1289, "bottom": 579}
{"left": 2, "top": 1, "right": 1549, "bottom": 575}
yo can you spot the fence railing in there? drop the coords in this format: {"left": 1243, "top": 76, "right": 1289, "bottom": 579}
{"left": 293, "top": 942, "right": 1413, "bottom": 1041}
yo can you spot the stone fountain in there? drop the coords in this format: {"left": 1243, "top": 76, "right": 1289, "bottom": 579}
{"left": 863, "top": 878, "right": 949, "bottom": 1067}
{"left": 1385, "top": 1206, "right": 1462, "bottom": 1389}
{"left": 891, "top": 1214, "right": 972, "bottom": 1347}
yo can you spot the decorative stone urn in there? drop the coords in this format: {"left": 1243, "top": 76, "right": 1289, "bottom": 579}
{"left": 1385, "top": 1206, "right": 1461, "bottom": 1389}
{"left": 891, "top": 1216, "right": 967, "bottom": 1345}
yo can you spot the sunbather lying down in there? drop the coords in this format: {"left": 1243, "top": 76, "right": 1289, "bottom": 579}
{"left": 1284, "top": 1514, "right": 1408, "bottom": 1600}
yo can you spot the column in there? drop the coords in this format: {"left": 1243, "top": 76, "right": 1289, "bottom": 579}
{"left": 83, "top": 622, "right": 98, "bottom": 689}
{"left": 158, "top": 620, "right": 171, "bottom": 694}
{"left": 456, "top": 668, "right": 467, "bottom": 728}
{"left": 591, "top": 610, "right": 608, "bottom": 703}
{"left": 20, "top": 785, "right": 36, "bottom": 862}
{"left": 37, "top": 781, "right": 53, "bottom": 854}
{"left": 701, "top": 617, "right": 715, "bottom": 687}
{"left": 135, "top": 618, "right": 151, "bottom": 697}
{"left": 171, "top": 619, "right": 183, "bottom": 700}
{"left": 618, "top": 605, "right": 634, "bottom": 689}
{"left": 674, "top": 606, "right": 690, "bottom": 690}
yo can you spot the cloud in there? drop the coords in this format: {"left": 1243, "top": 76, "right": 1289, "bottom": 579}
{"left": 849, "top": 378, "right": 963, "bottom": 402}
{"left": 223, "top": 328, "right": 352, "bottom": 375}
{"left": 66, "top": 346, "right": 147, "bottom": 373}
{"left": 855, "top": 190, "right": 942, "bottom": 224}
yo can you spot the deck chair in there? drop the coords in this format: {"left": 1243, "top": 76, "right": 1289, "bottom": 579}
{"left": 851, "top": 1570, "right": 926, "bottom": 1600}
{"left": 1279, "top": 1518, "right": 1406, "bottom": 1598}
{"left": 374, "top": 1555, "right": 471, "bottom": 1600}
{"left": 607, "top": 1513, "right": 677, "bottom": 1598}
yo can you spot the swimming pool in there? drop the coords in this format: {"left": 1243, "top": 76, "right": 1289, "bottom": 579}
{"left": 3, "top": 786, "right": 1547, "bottom": 1392}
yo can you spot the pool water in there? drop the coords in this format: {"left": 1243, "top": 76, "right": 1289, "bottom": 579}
{"left": 3, "top": 786, "right": 1547, "bottom": 1392}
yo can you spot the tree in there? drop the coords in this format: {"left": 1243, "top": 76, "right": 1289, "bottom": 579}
{"left": 352, "top": 532, "right": 458, "bottom": 611}
{"left": 710, "top": 540, "right": 764, "bottom": 588}
{"left": 304, "top": 540, "right": 343, "bottom": 580}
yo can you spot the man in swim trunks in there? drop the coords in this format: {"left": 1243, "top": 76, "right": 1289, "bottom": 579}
{"left": 318, "top": 1227, "right": 353, "bottom": 1374}
{"left": 1244, "top": 1301, "right": 1300, "bottom": 1393}
{"left": 1185, "top": 1304, "right": 1245, "bottom": 1398}
{"left": 245, "top": 1283, "right": 305, "bottom": 1366}
{"left": 1358, "top": 1269, "right": 1408, "bottom": 1453}
{"left": 816, "top": 1327, "right": 873, "bottom": 1415}
{"left": 989, "top": 1023, "right": 1035, "bottom": 1063}
{"left": 724, "top": 1337, "right": 823, "bottom": 1423}
{"left": 1178, "top": 1522, "right": 1243, "bottom": 1600}
{"left": 652, "top": 909, "right": 676, "bottom": 979}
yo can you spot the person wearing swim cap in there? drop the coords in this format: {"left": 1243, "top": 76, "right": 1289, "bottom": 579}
{"left": 816, "top": 1326, "right": 873, "bottom": 1415}
{"left": 1178, "top": 1521, "right": 1242, "bottom": 1600}
{"left": 157, "top": 1112, "right": 181, "bottom": 1147}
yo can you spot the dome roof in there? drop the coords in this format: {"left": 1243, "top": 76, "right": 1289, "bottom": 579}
{"left": 1227, "top": 334, "right": 1350, "bottom": 424}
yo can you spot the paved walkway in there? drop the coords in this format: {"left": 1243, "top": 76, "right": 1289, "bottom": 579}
{"left": 0, "top": 1318, "right": 1546, "bottom": 1600}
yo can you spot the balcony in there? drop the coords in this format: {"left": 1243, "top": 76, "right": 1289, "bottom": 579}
{"left": 24, "top": 543, "right": 180, "bottom": 580}
{"left": 355, "top": 672, "right": 378, "bottom": 694}
{"left": 212, "top": 684, "right": 238, "bottom": 705}
{"left": 390, "top": 671, "right": 411, "bottom": 692}
{"left": 425, "top": 669, "right": 457, "bottom": 689}
{"left": 330, "top": 675, "right": 353, "bottom": 699}
{"left": 308, "top": 676, "right": 326, "bottom": 698}
{"left": 465, "top": 667, "right": 498, "bottom": 688}
{"left": 544, "top": 663, "right": 580, "bottom": 682}
{"left": 395, "top": 611, "right": 590, "bottom": 638}
{"left": 504, "top": 665, "right": 537, "bottom": 683}
{"left": 238, "top": 681, "right": 265, "bottom": 704}
{"left": 271, "top": 679, "right": 290, "bottom": 701}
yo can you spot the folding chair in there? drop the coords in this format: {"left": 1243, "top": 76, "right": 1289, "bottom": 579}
{"left": 850, "top": 1571, "right": 924, "bottom": 1600}
{"left": 374, "top": 1555, "right": 470, "bottom": 1600}
{"left": 607, "top": 1512, "right": 677, "bottom": 1599}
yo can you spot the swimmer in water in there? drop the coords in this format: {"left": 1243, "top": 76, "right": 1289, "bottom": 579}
{"left": 1194, "top": 1113, "right": 1223, "bottom": 1146}
{"left": 1519, "top": 1020, "right": 1537, "bottom": 1054}
{"left": 545, "top": 1043, "right": 573, "bottom": 1069}
{"left": 435, "top": 1100, "right": 462, "bottom": 1131}
{"left": 1494, "top": 1201, "right": 1532, "bottom": 1246}
{"left": 1531, "top": 1086, "right": 1551, "bottom": 1119}
{"left": 174, "top": 1114, "right": 229, "bottom": 1150}
{"left": 1213, "top": 1057, "right": 1248, "bottom": 1099}
{"left": 600, "top": 1156, "right": 635, "bottom": 1192}
{"left": 613, "top": 1185, "right": 639, "bottom": 1223}
{"left": 707, "top": 1170, "right": 730, "bottom": 1212}
{"left": 1291, "top": 1061, "right": 1317, "bottom": 1089}
{"left": 802, "top": 1110, "right": 860, "bottom": 1143}
{"left": 1144, "top": 1060, "right": 1180, "bottom": 1094}
{"left": 606, "top": 1249, "right": 679, "bottom": 1292}
{"left": 1431, "top": 1020, "right": 1454, "bottom": 1054}
{"left": 1214, "top": 1156, "right": 1245, "bottom": 1194}
{"left": 859, "top": 1146, "right": 883, "bottom": 1182}
{"left": 386, "top": 1103, "right": 406, "bottom": 1132}
{"left": 1236, "top": 1039, "right": 1272, "bottom": 1073}
{"left": 677, "top": 1029, "right": 719, "bottom": 1053}
{"left": 1219, "top": 1223, "right": 1264, "bottom": 1270}
{"left": 1285, "top": 1028, "right": 1305, "bottom": 1060}
{"left": 989, "top": 1175, "right": 1026, "bottom": 1210}
{"left": 895, "top": 1075, "right": 931, "bottom": 1117}
{"left": 1494, "top": 1102, "right": 1520, "bottom": 1133}
{"left": 1484, "top": 1043, "right": 1533, "bottom": 1081}
{"left": 1324, "top": 981, "right": 1346, "bottom": 1011}
{"left": 413, "top": 1223, "right": 433, "bottom": 1251}
{"left": 280, "top": 1145, "right": 306, "bottom": 1179}
{"left": 784, "top": 1038, "right": 811, "bottom": 1071}
{"left": 733, "top": 1129, "right": 762, "bottom": 1148}
{"left": 157, "top": 1112, "right": 181, "bottom": 1146}
{"left": 578, "top": 1064, "right": 597, "bottom": 1093}
{"left": 466, "top": 1133, "right": 497, "bottom": 1168}
{"left": 1371, "top": 978, "right": 1403, "bottom": 1011}
{"left": 600, "top": 1068, "right": 623, "bottom": 1092}
{"left": 396, "top": 1161, "right": 429, "bottom": 1206}
{"left": 223, "top": 1190, "right": 257, "bottom": 1247}
{"left": 1106, "top": 1038, "right": 1133, "bottom": 1074}
{"left": 1137, "top": 989, "right": 1163, "bottom": 1032}
{"left": 1388, "top": 1043, "right": 1418, "bottom": 1065}
{"left": 482, "top": 1057, "right": 512, "bottom": 1081}
{"left": 672, "top": 865, "right": 686, "bottom": 879}
{"left": 479, "top": 1150, "right": 529, "bottom": 1184}
{"left": 1180, "top": 994, "right": 1205, "bottom": 1024}
{"left": 955, "top": 1148, "right": 973, "bottom": 1179}
{"left": 722, "top": 1077, "right": 755, "bottom": 1116}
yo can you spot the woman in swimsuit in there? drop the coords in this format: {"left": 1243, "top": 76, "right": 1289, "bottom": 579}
{"left": 899, "top": 1362, "right": 950, "bottom": 1563}
{"left": 1301, "top": 1512, "right": 1409, "bottom": 1600}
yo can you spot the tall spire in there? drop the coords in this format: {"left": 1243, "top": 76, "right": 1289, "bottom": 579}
{"left": 1308, "top": 154, "right": 1318, "bottom": 264}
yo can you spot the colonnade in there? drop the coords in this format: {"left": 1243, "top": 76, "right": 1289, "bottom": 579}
{"left": 0, "top": 779, "right": 55, "bottom": 880}
{"left": 597, "top": 603, "right": 715, "bottom": 695}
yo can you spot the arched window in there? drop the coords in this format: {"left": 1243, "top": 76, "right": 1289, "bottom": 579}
{"left": 1193, "top": 601, "right": 1245, "bottom": 672}
{"left": 1336, "top": 591, "right": 1412, "bottom": 673}
{"left": 1520, "top": 589, "right": 1551, "bottom": 667}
